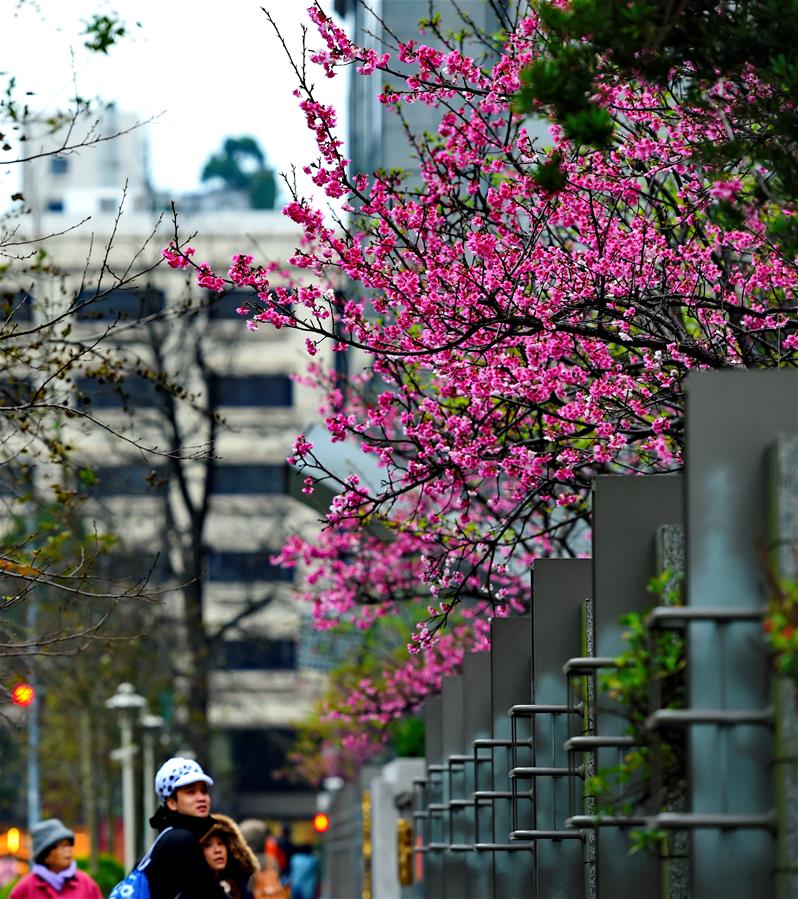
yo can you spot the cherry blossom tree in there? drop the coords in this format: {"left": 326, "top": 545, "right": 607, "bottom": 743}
{"left": 166, "top": 0, "right": 798, "bottom": 764}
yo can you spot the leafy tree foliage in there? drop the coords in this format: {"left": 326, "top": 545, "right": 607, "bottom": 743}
{"left": 82, "top": 13, "right": 128, "bottom": 55}
{"left": 201, "top": 136, "right": 277, "bottom": 209}
{"left": 514, "top": 0, "right": 798, "bottom": 212}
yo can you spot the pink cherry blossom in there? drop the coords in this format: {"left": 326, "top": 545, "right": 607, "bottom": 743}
{"left": 165, "top": 3, "right": 798, "bottom": 767}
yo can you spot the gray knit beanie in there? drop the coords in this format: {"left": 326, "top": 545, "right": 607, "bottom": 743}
{"left": 31, "top": 818, "right": 74, "bottom": 863}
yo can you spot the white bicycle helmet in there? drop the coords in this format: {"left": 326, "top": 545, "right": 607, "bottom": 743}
{"left": 155, "top": 757, "right": 214, "bottom": 802}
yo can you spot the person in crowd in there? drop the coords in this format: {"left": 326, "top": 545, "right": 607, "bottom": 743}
{"left": 288, "top": 844, "right": 320, "bottom": 899}
{"left": 251, "top": 854, "right": 288, "bottom": 899}
{"left": 263, "top": 829, "right": 287, "bottom": 876}
{"left": 10, "top": 818, "right": 102, "bottom": 898}
{"left": 276, "top": 825, "right": 293, "bottom": 875}
{"left": 238, "top": 820, "right": 267, "bottom": 858}
{"left": 200, "top": 814, "right": 258, "bottom": 899}
{"left": 144, "top": 756, "right": 228, "bottom": 899}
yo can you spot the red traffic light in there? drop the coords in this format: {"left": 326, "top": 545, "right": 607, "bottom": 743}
{"left": 11, "top": 683, "right": 35, "bottom": 707}
{"left": 312, "top": 812, "right": 330, "bottom": 834}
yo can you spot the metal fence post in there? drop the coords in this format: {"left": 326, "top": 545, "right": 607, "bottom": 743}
{"left": 770, "top": 433, "right": 798, "bottom": 899}
{"left": 489, "top": 617, "right": 534, "bottom": 897}
{"left": 424, "top": 694, "right": 445, "bottom": 899}
{"left": 590, "top": 475, "right": 683, "bottom": 897}
{"left": 441, "top": 675, "right": 467, "bottom": 898}
{"left": 529, "top": 559, "right": 591, "bottom": 898}
{"left": 684, "top": 371, "right": 796, "bottom": 897}
{"left": 462, "top": 651, "right": 493, "bottom": 899}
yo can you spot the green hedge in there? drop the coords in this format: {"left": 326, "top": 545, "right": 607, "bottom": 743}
{"left": 77, "top": 855, "right": 126, "bottom": 896}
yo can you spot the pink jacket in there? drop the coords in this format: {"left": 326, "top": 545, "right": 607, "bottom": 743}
{"left": 9, "top": 871, "right": 103, "bottom": 899}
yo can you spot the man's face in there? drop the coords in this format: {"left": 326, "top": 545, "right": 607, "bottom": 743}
{"left": 167, "top": 780, "right": 211, "bottom": 816}
{"left": 42, "top": 839, "right": 74, "bottom": 872}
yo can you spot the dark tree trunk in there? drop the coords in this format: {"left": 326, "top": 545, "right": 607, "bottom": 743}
{"left": 182, "top": 549, "right": 211, "bottom": 765}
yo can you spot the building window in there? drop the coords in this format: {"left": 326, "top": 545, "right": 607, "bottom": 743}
{"left": 0, "top": 464, "right": 34, "bottom": 497}
{"left": 0, "top": 290, "right": 33, "bottom": 322}
{"left": 207, "top": 289, "right": 287, "bottom": 320}
{"left": 297, "top": 626, "right": 360, "bottom": 673}
{"left": 46, "top": 199, "right": 64, "bottom": 213}
{"left": 229, "top": 729, "right": 308, "bottom": 793}
{"left": 76, "top": 375, "right": 167, "bottom": 410}
{"left": 0, "top": 377, "right": 34, "bottom": 407}
{"left": 208, "top": 289, "right": 250, "bottom": 321}
{"left": 81, "top": 465, "right": 167, "bottom": 497}
{"left": 216, "top": 637, "right": 297, "bottom": 671}
{"left": 93, "top": 550, "right": 170, "bottom": 583}
{"left": 50, "top": 157, "right": 69, "bottom": 175}
{"left": 206, "top": 551, "right": 293, "bottom": 583}
{"left": 215, "top": 375, "right": 293, "bottom": 408}
{"left": 99, "top": 197, "right": 118, "bottom": 213}
{"left": 76, "top": 287, "right": 165, "bottom": 321}
{"left": 213, "top": 465, "right": 287, "bottom": 495}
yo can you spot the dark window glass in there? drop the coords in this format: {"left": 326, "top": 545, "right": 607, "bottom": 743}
{"left": 215, "top": 375, "right": 292, "bottom": 408}
{"left": 0, "top": 377, "right": 35, "bottom": 407}
{"left": 76, "top": 375, "right": 166, "bottom": 410}
{"left": 81, "top": 465, "right": 167, "bottom": 497}
{"left": 206, "top": 551, "right": 293, "bottom": 583}
{"left": 0, "top": 290, "right": 33, "bottom": 322}
{"left": 217, "top": 637, "right": 297, "bottom": 671}
{"left": 0, "top": 464, "right": 34, "bottom": 497}
{"left": 76, "top": 288, "right": 165, "bottom": 321}
{"left": 207, "top": 289, "right": 288, "bottom": 320}
{"left": 93, "top": 550, "right": 171, "bottom": 583}
{"left": 50, "top": 157, "right": 69, "bottom": 175}
{"left": 230, "top": 729, "right": 308, "bottom": 792}
{"left": 213, "top": 465, "right": 287, "bottom": 495}
{"left": 297, "top": 627, "right": 360, "bottom": 673}
{"left": 208, "top": 289, "right": 251, "bottom": 321}
{"left": 46, "top": 199, "right": 64, "bottom": 212}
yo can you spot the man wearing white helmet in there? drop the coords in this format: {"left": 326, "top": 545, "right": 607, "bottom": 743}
{"left": 144, "top": 757, "right": 228, "bottom": 899}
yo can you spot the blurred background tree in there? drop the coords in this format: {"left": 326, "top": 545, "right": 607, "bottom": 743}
{"left": 201, "top": 136, "right": 277, "bottom": 209}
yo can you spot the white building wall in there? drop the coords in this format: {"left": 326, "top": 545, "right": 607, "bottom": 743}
{"left": 14, "top": 201, "right": 329, "bottom": 734}
{"left": 22, "top": 109, "right": 152, "bottom": 217}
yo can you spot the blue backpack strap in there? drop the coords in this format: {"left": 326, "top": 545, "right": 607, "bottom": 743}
{"left": 137, "top": 826, "right": 173, "bottom": 872}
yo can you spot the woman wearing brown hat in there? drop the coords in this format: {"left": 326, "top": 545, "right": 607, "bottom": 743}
{"left": 9, "top": 819, "right": 102, "bottom": 898}
{"left": 200, "top": 814, "right": 259, "bottom": 899}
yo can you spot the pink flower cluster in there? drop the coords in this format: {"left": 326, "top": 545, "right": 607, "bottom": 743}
{"left": 162, "top": 244, "right": 195, "bottom": 269}
{"left": 165, "top": 4, "right": 798, "bottom": 767}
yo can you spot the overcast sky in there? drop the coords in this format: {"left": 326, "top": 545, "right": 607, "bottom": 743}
{"left": 0, "top": 0, "right": 346, "bottom": 201}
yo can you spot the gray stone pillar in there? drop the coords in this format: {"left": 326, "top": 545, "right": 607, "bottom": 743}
{"left": 769, "top": 434, "right": 798, "bottom": 899}
{"left": 370, "top": 758, "right": 426, "bottom": 899}
{"left": 685, "top": 371, "right": 796, "bottom": 897}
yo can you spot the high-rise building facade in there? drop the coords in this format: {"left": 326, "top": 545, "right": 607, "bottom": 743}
{"left": 10, "top": 116, "right": 327, "bottom": 822}
{"left": 334, "top": 0, "right": 505, "bottom": 174}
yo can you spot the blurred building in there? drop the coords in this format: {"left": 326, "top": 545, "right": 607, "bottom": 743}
{"left": 334, "top": 0, "right": 506, "bottom": 175}
{"left": 22, "top": 107, "right": 153, "bottom": 218}
{"left": 14, "top": 113, "right": 326, "bottom": 822}
{"left": 334, "top": 0, "right": 551, "bottom": 186}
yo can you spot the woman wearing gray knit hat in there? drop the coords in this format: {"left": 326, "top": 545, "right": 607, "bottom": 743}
{"left": 9, "top": 818, "right": 102, "bottom": 898}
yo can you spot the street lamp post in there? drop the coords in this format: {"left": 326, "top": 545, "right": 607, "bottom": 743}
{"left": 106, "top": 683, "right": 146, "bottom": 870}
{"left": 139, "top": 712, "right": 164, "bottom": 851}
{"left": 25, "top": 595, "right": 40, "bottom": 832}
